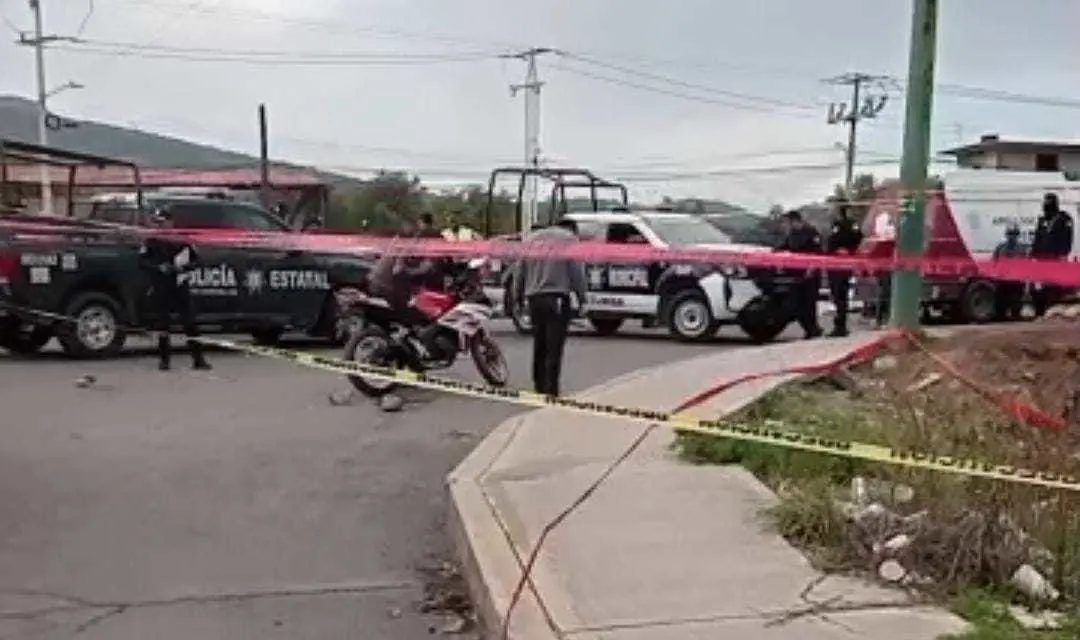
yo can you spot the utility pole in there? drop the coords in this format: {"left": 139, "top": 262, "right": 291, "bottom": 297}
{"left": 889, "top": 0, "right": 940, "bottom": 330}
{"left": 258, "top": 104, "right": 270, "bottom": 211}
{"left": 501, "top": 47, "right": 553, "bottom": 233}
{"left": 17, "top": 0, "right": 79, "bottom": 215}
{"left": 824, "top": 72, "right": 891, "bottom": 193}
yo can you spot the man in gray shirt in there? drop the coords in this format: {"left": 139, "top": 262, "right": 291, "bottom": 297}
{"left": 511, "top": 219, "right": 588, "bottom": 396}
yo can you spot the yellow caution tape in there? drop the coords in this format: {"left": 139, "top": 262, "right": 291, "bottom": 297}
{"left": 199, "top": 337, "right": 1080, "bottom": 492}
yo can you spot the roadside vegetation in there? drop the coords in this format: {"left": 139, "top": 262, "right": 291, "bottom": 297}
{"left": 674, "top": 323, "right": 1080, "bottom": 637}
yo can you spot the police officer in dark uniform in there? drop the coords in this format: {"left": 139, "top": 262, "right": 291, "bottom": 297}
{"left": 992, "top": 223, "right": 1025, "bottom": 321}
{"left": 1029, "top": 193, "right": 1074, "bottom": 316}
{"left": 776, "top": 210, "right": 824, "bottom": 339}
{"left": 824, "top": 203, "right": 863, "bottom": 337}
{"left": 138, "top": 210, "right": 211, "bottom": 371}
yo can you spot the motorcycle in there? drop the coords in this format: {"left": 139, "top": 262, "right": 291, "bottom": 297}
{"left": 340, "top": 258, "right": 509, "bottom": 398}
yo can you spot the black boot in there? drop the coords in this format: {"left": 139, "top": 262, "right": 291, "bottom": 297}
{"left": 828, "top": 324, "right": 849, "bottom": 337}
{"left": 189, "top": 340, "right": 211, "bottom": 370}
{"left": 157, "top": 334, "right": 171, "bottom": 371}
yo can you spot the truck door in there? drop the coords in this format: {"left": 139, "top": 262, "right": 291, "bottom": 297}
{"left": 256, "top": 249, "right": 332, "bottom": 330}
{"left": 586, "top": 221, "right": 658, "bottom": 316}
{"left": 163, "top": 202, "right": 246, "bottom": 319}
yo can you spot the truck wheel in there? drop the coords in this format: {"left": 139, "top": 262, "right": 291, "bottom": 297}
{"left": 250, "top": 327, "right": 285, "bottom": 346}
{"left": 58, "top": 291, "right": 127, "bottom": 359}
{"left": 588, "top": 317, "right": 623, "bottom": 336}
{"left": 666, "top": 290, "right": 717, "bottom": 342}
{"left": 960, "top": 281, "right": 997, "bottom": 324}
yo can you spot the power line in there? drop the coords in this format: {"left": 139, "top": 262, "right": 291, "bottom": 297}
{"left": 558, "top": 51, "right": 820, "bottom": 113}
{"left": 53, "top": 43, "right": 500, "bottom": 65}
{"left": 551, "top": 62, "right": 823, "bottom": 119}
{"left": 69, "top": 37, "right": 502, "bottom": 59}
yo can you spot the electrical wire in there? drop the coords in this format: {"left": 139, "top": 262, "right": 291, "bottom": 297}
{"left": 69, "top": 37, "right": 503, "bottom": 60}
{"left": 557, "top": 51, "right": 821, "bottom": 113}
{"left": 551, "top": 62, "right": 823, "bottom": 119}
{"left": 75, "top": 0, "right": 95, "bottom": 36}
{"left": 53, "top": 44, "right": 500, "bottom": 66}
{"left": 98, "top": 0, "right": 1080, "bottom": 112}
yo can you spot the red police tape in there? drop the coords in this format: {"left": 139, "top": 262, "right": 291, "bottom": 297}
{"left": 3, "top": 219, "right": 1080, "bottom": 286}
{"left": 1, "top": 217, "right": 1069, "bottom": 430}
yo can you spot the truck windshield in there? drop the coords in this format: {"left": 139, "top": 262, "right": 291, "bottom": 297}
{"left": 167, "top": 202, "right": 290, "bottom": 231}
{"left": 643, "top": 215, "right": 733, "bottom": 246}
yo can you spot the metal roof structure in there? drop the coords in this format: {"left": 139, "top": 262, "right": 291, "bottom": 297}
{"left": 941, "top": 134, "right": 1080, "bottom": 157}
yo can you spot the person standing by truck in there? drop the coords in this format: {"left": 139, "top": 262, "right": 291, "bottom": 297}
{"left": 511, "top": 218, "right": 587, "bottom": 397}
{"left": 138, "top": 210, "right": 211, "bottom": 371}
{"left": 992, "top": 223, "right": 1025, "bottom": 321}
{"left": 824, "top": 203, "right": 863, "bottom": 337}
{"left": 775, "top": 210, "right": 824, "bottom": 340}
{"left": 1029, "top": 193, "right": 1074, "bottom": 316}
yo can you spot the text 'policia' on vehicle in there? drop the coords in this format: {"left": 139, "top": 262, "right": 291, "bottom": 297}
{"left": 477, "top": 167, "right": 794, "bottom": 344}
{"left": 0, "top": 140, "right": 374, "bottom": 358}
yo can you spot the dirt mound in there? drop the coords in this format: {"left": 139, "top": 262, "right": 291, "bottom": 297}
{"left": 857, "top": 322, "right": 1080, "bottom": 437}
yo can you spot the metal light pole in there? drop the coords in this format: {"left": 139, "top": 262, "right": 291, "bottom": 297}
{"left": 889, "top": 0, "right": 940, "bottom": 330}
{"left": 30, "top": 0, "right": 52, "bottom": 214}
{"left": 19, "top": 0, "right": 80, "bottom": 215}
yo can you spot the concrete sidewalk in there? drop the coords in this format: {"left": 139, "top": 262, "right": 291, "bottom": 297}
{"left": 448, "top": 334, "right": 969, "bottom": 639}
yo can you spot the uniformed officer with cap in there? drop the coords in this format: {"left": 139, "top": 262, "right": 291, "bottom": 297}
{"left": 824, "top": 203, "right": 863, "bottom": 337}
{"left": 1029, "top": 192, "right": 1074, "bottom": 315}
{"left": 138, "top": 209, "right": 211, "bottom": 371}
{"left": 776, "top": 210, "right": 824, "bottom": 339}
{"left": 992, "top": 223, "right": 1025, "bottom": 321}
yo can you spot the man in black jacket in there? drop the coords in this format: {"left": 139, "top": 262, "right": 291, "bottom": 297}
{"left": 1029, "top": 193, "right": 1074, "bottom": 316}
{"left": 776, "top": 210, "right": 824, "bottom": 339}
{"left": 824, "top": 204, "right": 863, "bottom": 337}
{"left": 138, "top": 210, "right": 211, "bottom": 371}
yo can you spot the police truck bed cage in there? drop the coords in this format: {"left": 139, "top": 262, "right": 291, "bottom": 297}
{"left": 0, "top": 139, "right": 144, "bottom": 217}
{"left": 483, "top": 166, "right": 630, "bottom": 235}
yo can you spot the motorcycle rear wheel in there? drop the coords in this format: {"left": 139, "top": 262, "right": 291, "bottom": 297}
{"left": 737, "top": 296, "right": 789, "bottom": 345}
{"left": 470, "top": 333, "right": 509, "bottom": 387}
{"left": 344, "top": 326, "right": 403, "bottom": 398}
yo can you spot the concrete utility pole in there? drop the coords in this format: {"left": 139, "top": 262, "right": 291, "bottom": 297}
{"left": 501, "top": 47, "right": 553, "bottom": 233}
{"left": 824, "top": 72, "right": 891, "bottom": 193}
{"left": 889, "top": 0, "right": 939, "bottom": 330}
{"left": 17, "top": 0, "right": 80, "bottom": 215}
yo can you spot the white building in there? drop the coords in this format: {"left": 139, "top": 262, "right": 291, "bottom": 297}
{"left": 941, "top": 134, "right": 1080, "bottom": 177}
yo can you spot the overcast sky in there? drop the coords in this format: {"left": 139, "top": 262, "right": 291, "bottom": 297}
{"left": 0, "top": 0, "right": 1078, "bottom": 209}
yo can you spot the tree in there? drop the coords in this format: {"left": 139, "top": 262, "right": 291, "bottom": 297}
{"left": 828, "top": 172, "right": 878, "bottom": 224}
{"left": 327, "top": 170, "right": 425, "bottom": 230}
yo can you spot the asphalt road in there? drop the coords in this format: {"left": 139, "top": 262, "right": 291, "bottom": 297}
{"left": 0, "top": 320, "right": 780, "bottom": 639}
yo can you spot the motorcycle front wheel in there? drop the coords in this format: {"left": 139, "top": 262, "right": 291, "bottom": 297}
{"left": 470, "top": 332, "right": 509, "bottom": 387}
{"left": 344, "top": 326, "right": 403, "bottom": 398}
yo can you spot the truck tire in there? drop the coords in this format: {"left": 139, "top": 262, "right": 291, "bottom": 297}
{"left": 666, "top": 289, "right": 717, "bottom": 342}
{"left": 250, "top": 327, "right": 285, "bottom": 346}
{"left": 588, "top": 317, "right": 623, "bottom": 336}
{"left": 960, "top": 280, "right": 997, "bottom": 324}
{"left": 57, "top": 291, "right": 127, "bottom": 359}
